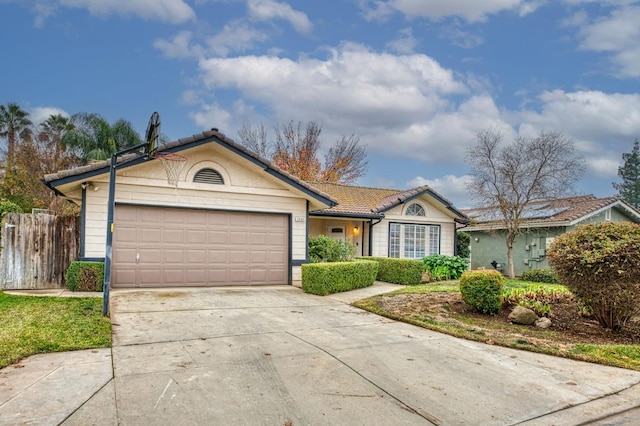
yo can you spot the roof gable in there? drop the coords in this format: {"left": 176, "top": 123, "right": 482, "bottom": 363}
{"left": 43, "top": 129, "right": 337, "bottom": 208}
{"left": 308, "top": 182, "right": 468, "bottom": 221}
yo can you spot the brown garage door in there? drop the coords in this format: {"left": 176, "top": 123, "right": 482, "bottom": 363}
{"left": 112, "top": 205, "right": 289, "bottom": 288}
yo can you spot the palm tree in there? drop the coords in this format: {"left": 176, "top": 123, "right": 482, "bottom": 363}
{"left": 0, "top": 103, "right": 33, "bottom": 173}
{"left": 39, "top": 114, "right": 76, "bottom": 170}
{"left": 62, "top": 113, "right": 143, "bottom": 163}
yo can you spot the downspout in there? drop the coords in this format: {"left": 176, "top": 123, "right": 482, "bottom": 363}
{"left": 453, "top": 223, "right": 457, "bottom": 256}
{"left": 368, "top": 218, "right": 383, "bottom": 256}
{"left": 80, "top": 183, "right": 87, "bottom": 259}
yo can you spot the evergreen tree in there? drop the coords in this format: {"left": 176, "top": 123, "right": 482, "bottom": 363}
{"left": 613, "top": 139, "right": 640, "bottom": 209}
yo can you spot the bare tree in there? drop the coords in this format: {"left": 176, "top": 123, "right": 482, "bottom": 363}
{"left": 237, "top": 122, "right": 270, "bottom": 158}
{"left": 466, "top": 129, "right": 585, "bottom": 278}
{"left": 237, "top": 120, "right": 367, "bottom": 184}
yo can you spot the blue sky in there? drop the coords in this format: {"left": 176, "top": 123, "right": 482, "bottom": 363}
{"left": 1, "top": 0, "right": 639, "bottom": 208}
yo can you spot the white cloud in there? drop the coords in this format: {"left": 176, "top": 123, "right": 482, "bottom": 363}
{"left": 361, "top": 0, "right": 529, "bottom": 23}
{"left": 189, "top": 102, "right": 233, "bottom": 133}
{"left": 32, "top": 2, "right": 57, "bottom": 27}
{"left": 154, "top": 31, "right": 199, "bottom": 59}
{"left": 205, "top": 21, "right": 269, "bottom": 57}
{"left": 386, "top": 28, "right": 419, "bottom": 54}
{"left": 192, "top": 44, "right": 523, "bottom": 164}
{"left": 575, "top": 5, "right": 640, "bottom": 77}
{"left": 518, "top": 89, "right": 640, "bottom": 144}
{"left": 407, "top": 174, "right": 473, "bottom": 208}
{"left": 29, "top": 106, "right": 70, "bottom": 125}
{"left": 247, "top": 0, "right": 312, "bottom": 33}
{"left": 586, "top": 156, "right": 620, "bottom": 179}
{"left": 59, "top": 0, "right": 196, "bottom": 24}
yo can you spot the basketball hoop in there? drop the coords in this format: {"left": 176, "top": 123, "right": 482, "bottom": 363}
{"left": 154, "top": 152, "right": 187, "bottom": 187}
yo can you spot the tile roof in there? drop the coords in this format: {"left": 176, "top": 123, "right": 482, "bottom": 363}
{"left": 309, "top": 182, "right": 468, "bottom": 221}
{"left": 462, "top": 195, "right": 640, "bottom": 229}
{"left": 42, "top": 129, "right": 468, "bottom": 221}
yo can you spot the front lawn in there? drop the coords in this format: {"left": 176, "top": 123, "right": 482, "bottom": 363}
{"left": 353, "top": 280, "right": 640, "bottom": 370}
{"left": 0, "top": 291, "right": 112, "bottom": 369}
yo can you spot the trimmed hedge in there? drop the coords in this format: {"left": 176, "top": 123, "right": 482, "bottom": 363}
{"left": 66, "top": 261, "right": 104, "bottom": 292}
{"left": 521, "top": 269, "right": 559, "bottom": 284}
{"left": 358, "top": 257, "right": 423, "bottom": 285}
{"left": 301, "top": 260, "right": 379, "bottom": 296}
{"left": 459, "top": 270, "right": 504, "bottom": 315}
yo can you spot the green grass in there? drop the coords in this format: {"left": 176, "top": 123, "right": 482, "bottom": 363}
{"left": 0, "top": 291, "right": 112, "bottom": 369}
{"left": 353, "top": 280, "right": 640, "bottom": 371}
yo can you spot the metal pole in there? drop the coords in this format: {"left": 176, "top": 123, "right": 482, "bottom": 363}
{"left": 102, "top": 154, "right": 117, "bottom": 316}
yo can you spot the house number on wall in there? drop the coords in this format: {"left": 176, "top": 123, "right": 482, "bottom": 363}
{"left": 294, "top": 217, "right": 305, "bottom": 222}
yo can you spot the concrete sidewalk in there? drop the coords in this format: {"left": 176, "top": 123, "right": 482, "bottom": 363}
{"left": 2, "top": 283, "right": 640, "bottom": 425}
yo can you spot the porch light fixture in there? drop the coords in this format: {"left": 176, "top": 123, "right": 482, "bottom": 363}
{"left": 354, "top": 225, "right": 359, "bottom": 232}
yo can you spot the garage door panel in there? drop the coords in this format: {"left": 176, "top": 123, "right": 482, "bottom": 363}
{"left": 114, "top": 248, "right": 137, "bottom": 263}
{"left": 113, "top": 205, "right": 289, "bottom": 287}
{"left": 186, "top": 249, "right": 207, "bottom": 263}
{"left": 140, "top": 228, "right": 162, "bottom": 243}
{"left": 114, "top": 269, "right": 136, "bottom": 285}
{"left": 164, "top": 229, "right": 184, "bottom": 244}
{"left": 229, "top": 251, "right": 248, "bottom": 263}
{"left": 208, "top": 250, "right": 228, "bottom": 263}
{"left": 115, "top": 227, "right": 138, "bottom": 243}
{"left": 163, "top": 249, "right": 185, "bottom": 263}
{"left": 208, "top": 230, "right": 227, "bottom": 243}
{"left": 228, "top": 269, "right": 248, "bottom": 282}
{"left": 139, "top": 269, "right": 163, "bottom": 284}
{"left": 229, "top": 231, "right": 247, "bottom": 244}
{"left": 163, "top": 209, "right": 185, "bottom": 224}
{"left": 140, "top": 248, "right": 162, "bottom": 263}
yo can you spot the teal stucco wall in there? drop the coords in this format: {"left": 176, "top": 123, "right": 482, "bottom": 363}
{"left": 466, "top": 207, "right": 637, "bottom": 277}
{"left": 468, "top": 227, "right": 565, "bottom": 277}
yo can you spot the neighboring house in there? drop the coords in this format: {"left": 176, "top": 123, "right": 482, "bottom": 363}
{"left": 462, "top": 195, "right": 640, "bottom": 277}
{"left": 43, "top": 129, "right": 467, "bottom": 289}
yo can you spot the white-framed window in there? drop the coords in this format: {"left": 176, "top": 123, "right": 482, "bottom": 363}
{"left": 605, "top": 208, "right": 611, "bottom": 221}
{"left": 406, "top": 203, "right": 426, "bottom": 216}
{"left": 389, "top": 223, "right": 440, "bottom": 258}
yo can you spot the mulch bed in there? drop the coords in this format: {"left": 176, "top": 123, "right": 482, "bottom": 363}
{"left": 376, "top": 292, "right": 640, "bottom": 345}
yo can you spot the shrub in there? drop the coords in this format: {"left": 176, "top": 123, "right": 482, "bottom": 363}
{"left": 66, "top": 261, "right": 105, "bottom": 292}
{"left": 501, "top": 286, "right": 571, "bottom": 317}
{"left": 0, "top": 200, "right": 23, "bottom": 223}
{"left": 459, "top": 270, "right": 504, "bottom": 315}
{"left": 547, "top": 222, "right": 640, "bottom": 331}
{"left": 456, "top": 231, "right": 470, "bottom": 259}
{"left": 521, "top": 269, "right": 559, "bottom": 284}
{"left": 360, "top": 257, "right": 423, "bottom": 285}
{"left": 308, "top": 235, "right": 356, "bottom": 263}
{"left": 422, "top": 255, "right": 468, "bottom": 280}
{"left": 301, "top": 260, "right": 378, "bottom": 296}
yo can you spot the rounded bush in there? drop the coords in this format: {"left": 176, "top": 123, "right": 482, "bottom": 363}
{"left": 547, "top": 222, "right": 640, "bottom": 331}
{"left": 459, "top": 270, "right": 504, "bottom": 315}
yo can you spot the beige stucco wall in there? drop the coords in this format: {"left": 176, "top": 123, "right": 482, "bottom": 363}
{"left": 66, "top": 143, "right": 325, "bottom": 286}
{"left": 370, "top": 197, "right": 457, "bottom": 257}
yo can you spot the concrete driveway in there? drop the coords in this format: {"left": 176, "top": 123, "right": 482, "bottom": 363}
{"left": 6, "top": 283, "right": 640, "bottom": 426}
{"left": 3, "top": 284, "right": 639, "bottom": 425}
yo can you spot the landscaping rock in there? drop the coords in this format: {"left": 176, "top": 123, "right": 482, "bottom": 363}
{"left": 535, "top": 317, "right": 552, "bottom": 329}
{"left": 508, "top": 306, "right": 538, "bottom": 325}
{"left": 421, "top": 271, "right": 431, "bottom": 283}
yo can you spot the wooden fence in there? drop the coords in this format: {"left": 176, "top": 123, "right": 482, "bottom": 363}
{"left": 0, "top": 213, "right": 80, "bottom": 290}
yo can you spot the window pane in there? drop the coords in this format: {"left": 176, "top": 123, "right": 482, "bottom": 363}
{"left": 429, "top": 226, "right": 440, "bottom": 255}
{"left": 389, "top": 223, "right": 400, "bottom": 258}
{"left": 403, "top": 224, "right": 426, "bottom": 259}
{"left": 406, "top": 204, "right": 425, "bottom": 216}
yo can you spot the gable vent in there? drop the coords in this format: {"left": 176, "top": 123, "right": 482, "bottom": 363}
{"left": 193, "top": 168, "right": 224, "bottom": 185}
